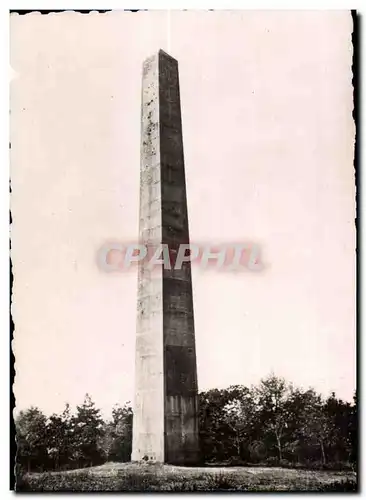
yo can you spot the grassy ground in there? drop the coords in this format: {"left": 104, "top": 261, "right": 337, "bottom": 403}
{"left": 17, "top": 461, "right": 358, "bottom": 492}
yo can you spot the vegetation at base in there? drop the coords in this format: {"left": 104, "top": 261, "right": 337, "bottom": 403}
{"left": 16, "top": 464, "right": 357, "bottom": 492}
{"left": 16, "top": 394, "right": 132, "bottom": 473}
{"left": 15, "top": 374, "right": 357, "bottom": 490}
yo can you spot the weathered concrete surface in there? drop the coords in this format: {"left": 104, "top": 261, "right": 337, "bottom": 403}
{"left": 132, "top": 53, "right": 165, "bottom": 463}
{"left": 132, "top": 50, "right": 200, "bottom": 465}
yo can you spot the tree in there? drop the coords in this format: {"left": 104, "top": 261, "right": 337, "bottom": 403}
{"left": 16, "top": 407, "right": 48, "bottom": 472}
{"left": 255, "top": 375, "right": 292, "bottom": 462}
{"left": 71, "top": 394, "right": 104, "bottom": 468}
{"left": 279, "top": 387, "right": 310, "bottom": 463}
{"left": 322, "top": 393, "right": 353, "bottom": 464}
{"left": 99, "top": 403, "right": 133, "bottom": 463}
{"left": 110, "top": 403, "right": 133, "bottom": 462}
{"left": 46, "top": 403, "right": 73, "bottom": 470}
{"left": 15, "top": 376, "right": 357, "bottom": 473}
{"left": 297, "top": 390, "right": 335, "bottom": 465}
{"left": 99, "top": 421, "right": 115, "bottom": 463}
{"left": 222, "top": 385, "right": 258, "bottom": 461}
{"left": 348, "top": 392, "right": 357, "bottom": 466}
{"left": 199, "top": 388, "right": 232, "bottom": 462}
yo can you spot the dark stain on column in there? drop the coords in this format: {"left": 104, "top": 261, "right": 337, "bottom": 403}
{"left": 158, "top": 50, "right": 200, "bottom": 465}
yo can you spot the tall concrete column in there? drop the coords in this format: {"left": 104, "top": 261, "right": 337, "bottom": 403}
{"left": 132, "top": 50, "right": 200, "bottom": 465}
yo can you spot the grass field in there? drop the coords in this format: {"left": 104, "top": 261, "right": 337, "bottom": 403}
{"left": 16, "top": 462, "right": 358, "bottom": 492}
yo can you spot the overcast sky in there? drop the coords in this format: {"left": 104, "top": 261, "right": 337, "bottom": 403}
{"left": 11, "top": 10, "right": 355, "bottom": 417}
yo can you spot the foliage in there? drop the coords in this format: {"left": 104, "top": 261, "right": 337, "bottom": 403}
{"left": 46, "top": 403, "right": 73, "bottom": 470}
{"left": 15, "top": 376, "right": 357, "bottom": 475}
{"left": 99, "top": 403, "right": 133, "bottom": 463}
{"left": 15, "top": 394, "right": 125, "bottom": 473}
{"left": 199, "top": 376, "right": 357, "bottom": 468}
{"left": 71, "top": 394, "right": 105, "bottom": 468}
{"left": 16, "top": 407, "right": 48, "bottom": 472}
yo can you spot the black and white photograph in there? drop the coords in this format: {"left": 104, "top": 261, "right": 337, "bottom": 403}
{"left": 10, "top": 9, "right": 357, "bottom": 492}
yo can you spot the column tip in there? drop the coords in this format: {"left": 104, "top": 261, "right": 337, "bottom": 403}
{"left": 158, "top": 49, "right": 177, "bottom": 61}
{"left": 142, "top": 50, "right": 178, "bottom": 73}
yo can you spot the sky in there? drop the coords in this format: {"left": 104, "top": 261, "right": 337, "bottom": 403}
{"left": 11, "top": 10, "right": 356, "bottom": 418}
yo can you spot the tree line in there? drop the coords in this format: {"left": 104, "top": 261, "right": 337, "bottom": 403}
{"left": 15, "top": 375, "right": 357, "bottom": 473}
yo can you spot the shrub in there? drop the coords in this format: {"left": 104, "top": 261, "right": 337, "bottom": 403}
{"left": 316, "top": 479, "right": 357, "bottom": 492}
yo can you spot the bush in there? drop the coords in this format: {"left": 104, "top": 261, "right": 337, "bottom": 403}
{"left": 316, "top": 479, "right": 357, "bottom": 492}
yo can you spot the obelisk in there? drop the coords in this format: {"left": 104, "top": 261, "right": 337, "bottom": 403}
{"left": 132, "top": 50, "right": 200, "bottom": 465}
